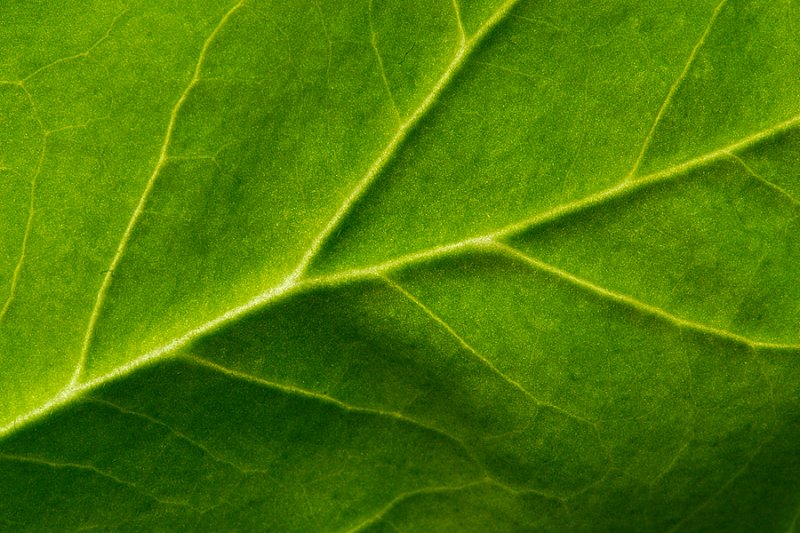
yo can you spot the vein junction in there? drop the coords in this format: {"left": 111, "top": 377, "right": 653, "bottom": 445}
{"left": 72, "top": 0, "right": 247, "bottom": 388}
{"left": 4, "top": 0, "right": 800, "bottom": 443}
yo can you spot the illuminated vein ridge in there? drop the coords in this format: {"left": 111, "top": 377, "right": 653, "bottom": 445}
{"left": 71, "top": 0, "right": 247, "bottom": 387}
{"left": 627, "top": 0, "right": 729, "bottom": 178}
{"left": 287, "top": 0, "right": 523, "bottom": 282}
{"left": 3, "top": 106, "right": 799, "bottom": 442}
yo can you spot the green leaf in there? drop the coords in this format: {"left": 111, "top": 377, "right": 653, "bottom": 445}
{"left": 2, "top": 0, "right": 800, "bottom": 530}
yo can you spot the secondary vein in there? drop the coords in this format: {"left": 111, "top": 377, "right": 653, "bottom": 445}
{"left": 727, "top": 152, "right": 800, "bottom": 207}
{"left": 302, "top": 110, "right": 800, "bottom": 289}
{"left": 368, "top": 0, "right": 400, "bottom": 122}
{"left": 490, "top": 242, "right": 797, "bottom": 350}
{"left": 627, "top": 0, "right": 729, "bottom": 179}
{"left": 0, "top": 453, "right": 195, "bottom": 509}
{"left": 71, "top": 0, "right": 247, "bottom": 388}
{"left": 5, "top": 0, "right": 800, "bottom": 444}
{"left": 181, "top": 353, "right": 478, "bottom": 463}
{"left": 381, "top": 275, "right": 595, "bottom": 427}
{"left": 286, "top": 0, "right": 523, "bottom": 283}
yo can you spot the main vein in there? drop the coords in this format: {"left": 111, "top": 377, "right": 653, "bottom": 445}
{"left": 5, "top": 0, "right": 800, "bottom": 441}
{"left": 0, "top": 0, "right": 522, "bottom": 442}
{"left": 70, "top": 0, "right": 246, "bottom": 387}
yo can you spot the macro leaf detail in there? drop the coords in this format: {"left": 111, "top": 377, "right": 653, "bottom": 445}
{"left": 1, "top": 0, "right": 800, "bottom": 531}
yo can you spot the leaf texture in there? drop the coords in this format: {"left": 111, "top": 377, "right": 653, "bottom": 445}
{"left": 2, "top": 0, "right": 800, "bottom": 531}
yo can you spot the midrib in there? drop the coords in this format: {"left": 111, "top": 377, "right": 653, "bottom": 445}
{"left": 4, "top": 0, "right": 800, "bottom": 441}
{"left": 0, "top": 0, "right": 525, "bottom": 440}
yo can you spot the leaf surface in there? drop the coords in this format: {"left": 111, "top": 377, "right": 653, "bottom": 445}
{"left": 2, "top": 0, "right": 800, "bottom": 531}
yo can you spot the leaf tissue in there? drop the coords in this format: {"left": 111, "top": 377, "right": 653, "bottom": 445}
{"left": 1, "top": 0, "right": 800, "bottom": 531}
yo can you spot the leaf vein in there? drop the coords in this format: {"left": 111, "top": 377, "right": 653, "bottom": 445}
{"left": 0, "top": 452, "right": 196, "bottom": 510}
{"left": 666, "top": 436, "right": 770, "bottom": 533}
{"left": 380, "top": 275, "right": 596, "bottom": 427}
{"left": 342, "top": 480, "right": 489, "bottom": 533}
{"left": 72, "top": 0, "right": 247, "bottom": 387}
{"left": 287, "top": 0, "right": 524, "bottom": 282}
{"left": 87, "top": 398, "right": 259, "bottom": 476}
{"left": 368, "top": 0, "right": 400, "bottom": 121}
{"left": 450, "top": 0, "right": 466, "bottom": 46}
{"left": 19, "top": 6, "right": 128, "bottom": 83}
{"left": 5, "top": 7, "right": 800, "bottom": 446}
{"left": 627, "top": 0, "right": 728, "bottom": 178}
{"left": 727, "top": 152, "right": 800, "bottom": 206}
{"left": 490, "top": 242, "right": 797, "bottom": 350}
{"left": 306, "top": 111, "right": 800, "bottom": 289}
{"left": 181, "top": 353, "right": 479, "bottom": 466}
{"left": 0, "top": 136, "right": 46, "bottom": 326}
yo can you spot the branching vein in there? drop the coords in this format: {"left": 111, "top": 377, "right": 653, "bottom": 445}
{"left": 451, "top": 0, "right": 467, "bottom": 46}
{"left": 344, "top": 476, "right": 564, "bottom": 533}
{"left": 343, "top": 480, "right": 489, "bottom": 533}
{"left": 0, "top": 452, "right": 195, "bottom": 509}
{"left": 286, "top": 0, "right": 523, "bottom": 283}
{"left": 88, "top": 398, "right": 257, "bottom": 475}
{"left": 627, "top": 0, "right": 728, "bottom": 178}
{"left": 304, "top": 110, "right": 800, "bottom": 289}
{"left": 20, "top": 6, "right": 128, "bottom": 83}
{"left": 490, "top": 242, "right": 797, "bottom": 350}
{"left": 4, "top": 0, "right": 800, "bottom": 449}
{"left": 666, "top": 436, "right": 769, "bottom": 533}
{"left": 727, "top": 152, "right": 800, "bottom": 206}
{"left": 381, "top": 275, "right": 595, "bottom": 427}
{"left": 181, "top": 354, "right": 478, "bottom": 464}
{"left": 72, "top": 0, "right": 246, "bottom": 387}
